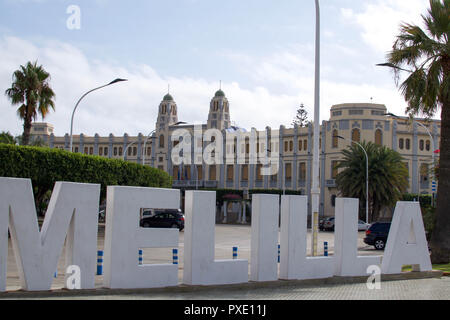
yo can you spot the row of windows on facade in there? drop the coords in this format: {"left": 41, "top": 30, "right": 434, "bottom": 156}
{"left": 171, "top": 160, "right": 430, "bottom": 184}
{"left": 332, "top": 109, "right": 386, "bottom": 117}
{"left": 398, "top": 138, "right": 432, "bottom": 151}
{"left": 172, "top": 163, "right": 310, "bottom": 182}
{"left": 211, "top": 100, "right": 230, "bottom": 112}
{"left": 55, "top": 146, "right": 153, "bottom": 157}
{"left": 160, "top": 105, "right": 177, "bottom": 115}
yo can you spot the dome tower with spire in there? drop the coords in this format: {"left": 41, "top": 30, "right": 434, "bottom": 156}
{"left": 156, "top": 89, "right": 179, "bottom": 131}
{"left": 207, "top": 84, "right": 231, "bottom": 130}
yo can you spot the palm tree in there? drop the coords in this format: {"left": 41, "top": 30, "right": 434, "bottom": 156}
{"left": 336, "top": 141, "right": 409, "bottom": 222}
{"left": 381, "top": 0, "right": 449, "bottom": 263}
{"left": 5, "top": 61, "right": 55, "bottom": 146}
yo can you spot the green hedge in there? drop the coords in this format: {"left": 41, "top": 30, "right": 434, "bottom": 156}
{"left": 0, "top": 144, "right": 172, "bottom": 214}
{"left": 401, "top": 193, "right": 433, "bottom": 207}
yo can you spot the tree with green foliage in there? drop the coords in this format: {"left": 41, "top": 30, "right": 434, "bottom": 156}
{"left": 381, "top": 0, "right": 450, "bottom": 263}
{"left": 0, "top": 131, "right": 16, "bottom": 145}
{"left": 292, "top": 103, "right": 309, "bottom": 127}
{"left": 0, "top": 144, "right": 172, "bottom": 216}
{"left": 5, "top": 61, "right": 55, "bottom": 146}
{"left": 336, "top": 141, "right": 409, "bottom": 222}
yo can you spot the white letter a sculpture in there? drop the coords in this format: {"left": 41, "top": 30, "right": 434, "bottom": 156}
{"left": 381, "top": 202, "right": 432, "bottom": 274}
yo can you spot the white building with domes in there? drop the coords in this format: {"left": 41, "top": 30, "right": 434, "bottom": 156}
{"left": 31, "top": 89, "right": 441, "bottom": 218}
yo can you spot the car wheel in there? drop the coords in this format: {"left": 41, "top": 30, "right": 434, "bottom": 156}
{"left": 171, "top": 224, "right": 179, "bottom": 229}
{"left": 143, "top": 222, "right": 150, "bottom": 228}
{"left": 374, "top": 239, "right": 385, "bottom": 250}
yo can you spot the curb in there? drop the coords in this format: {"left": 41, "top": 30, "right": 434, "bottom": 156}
{"left": 0, "top": 270, "right": 443, "bottom": 299}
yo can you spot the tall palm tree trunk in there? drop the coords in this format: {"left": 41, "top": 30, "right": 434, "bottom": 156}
{"left": 21, "top": 107, "right": 33, "bottom": 146}
{"left": 430, "top": 57, "right": 450, "bottom": 263}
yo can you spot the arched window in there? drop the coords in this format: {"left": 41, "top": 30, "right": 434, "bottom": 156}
{"left": 299, "top": 162, "right": 306, "bottom": 181}
{"left": 419, "top": 139, "right": 424, "bottom": 151}
{"left": 298, "top": 139, "right": 303, "bottom": 151}
{"left": 399, "top": 138, "right": 404, "bottom": 150}
{"left": 332, "top": 130, "right": 339, "bottom": 148}
{"left": 406, "top": 138, "right": 411, "bottom": 150}
{"left": 375, "top": 129, "right": 383, "bottom": 146}
{"left": 173, "top": 166, "right": 179, "bottom": 180}
{"left": 159, "top": 135, "right": 165, "bottom": 148}
{"left": 426, "top": 140, "right": 431, "bottom": 151}
{"left": 285, "top": 163, "right": 292, "bottom": 180}
{"left": 209, "top": 165, "right": 217, "bottom": 181}
{"left": 420, "top": 163, "right": 429, "bottom": 183}
{"left": 351, "top": 129, "right": 360, "bottom": 143}
{"left": 227, "top": 165, "right": 234, "bottom": 181}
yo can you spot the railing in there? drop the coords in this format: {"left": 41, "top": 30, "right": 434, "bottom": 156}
{"left": 204, "top": 181, "right": 218, "bottom": 188}
{"left": 173, "top": 180, "right": 203, "bottom": 188}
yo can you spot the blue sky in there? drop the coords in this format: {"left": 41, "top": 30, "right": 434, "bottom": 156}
{"left": 0, "top": 0, "right": 432, "bottom": 136}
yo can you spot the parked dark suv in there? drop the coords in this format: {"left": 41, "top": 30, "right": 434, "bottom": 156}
{"left": 364, "top": 222, "right": 391, "bottom": 250}
{"left": 140, "top": 209, "right": 185, "bottom": 231}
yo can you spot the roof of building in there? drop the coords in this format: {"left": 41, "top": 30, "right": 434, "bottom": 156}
{"left": 163, "top": 93, "right": 174, "bottom": 101}
{"left": 215, "top": 89, "right": 225, "bottom": 98}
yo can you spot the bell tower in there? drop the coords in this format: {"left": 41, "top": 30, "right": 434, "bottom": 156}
{"left": 207, "top": 87, "right": 231, "bottom": 130}
{"left": 156, "top": 92, "right": 178, "bottom": 131}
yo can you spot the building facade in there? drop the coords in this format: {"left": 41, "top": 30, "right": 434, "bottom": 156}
{"left": 31, "top": 90, "right": 441, "bottom": 218}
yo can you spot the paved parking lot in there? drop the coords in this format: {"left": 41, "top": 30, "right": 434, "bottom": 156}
{"left": 4, "top": 224, "right": 381, "bottom": 291}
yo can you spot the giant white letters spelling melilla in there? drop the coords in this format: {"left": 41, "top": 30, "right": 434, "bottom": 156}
{"left": 381, "top": 201, "right": 432, "bottom": 274}
{"left": 103, "top": 186, "right": 180, "bottom": 289}
{"left": 183, "top": 191, "right": 248, "bottom": 285}
{"left": 0, "top": 178, "right": 100, "bottom": 291}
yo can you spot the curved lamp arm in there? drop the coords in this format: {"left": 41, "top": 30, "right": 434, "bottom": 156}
{"left": 69, "top": 79, "right": 127, "bottom": 151}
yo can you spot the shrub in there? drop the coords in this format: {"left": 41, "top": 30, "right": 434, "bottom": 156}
{"left": 401, "top": 193, "right": 432, "bottom": 208}
{"left": 0, "top": 144, "right": 172, "bottom": 215}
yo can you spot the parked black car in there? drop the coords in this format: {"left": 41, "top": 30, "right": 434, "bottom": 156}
{"left": 140, "top": 209, "right": 185, "bottom": 231}
{"left": 321, "top": 217, "right": 335, "bottom": 231}
{"left": 364, "top": 222, "right": 391, "bottom": 250}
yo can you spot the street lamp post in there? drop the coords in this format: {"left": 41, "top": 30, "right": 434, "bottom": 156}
{"left": 335, "top": 135, "right": 370, "bottom": 224}
{"left": 142, "top": 130, "right": 156, "bottom": 165}
{"left": 311, "top": 0, "right": 321, "bottom": 257}
{"left": 123, "top": 140, "right": 137, "bottom": 161}
{"left": 69, "top": 79, "right": 127, "bottom": 152}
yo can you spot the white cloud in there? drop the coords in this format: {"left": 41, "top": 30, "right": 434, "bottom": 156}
{"left": 0, "top": 35, "right": 414, "bottom": 139}
{"left": 341, "top": 0, "right": 429, "bottom": 53}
